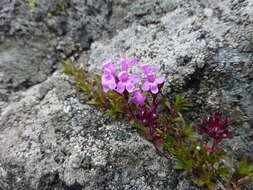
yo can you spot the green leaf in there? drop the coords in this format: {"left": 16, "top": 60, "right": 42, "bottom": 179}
{"left": 237, "top": 156, "right": 253, "bottom": 175}
{"left": 174, "top": 164, "right": 185, "bottom": 170}
{"left": 165, "top": 136, "right": 175, "bottom": 148}
{"left": 195, "top": 178, "right": 205, "bottom": 186}
{"left": 239, "top": 168, "right": 250, "bottom": 175}
{"left": 173, "top": 117, "right": 184, "bottom": 122}
{"left": 218, "top": 167, "right": 230, "bottom": 177}
{"left": 181, "top": 107, "right": 190, "bottom": 111}
{"left": 184, "top": 159, "right": 193, "bottom": 167}
{"left": 172, "top": 94, "right": 192, "bottom": 112}
{"left": 247, "top": 165, "right": 253, "bottom": 172}
{"left": 239, "top": 156, "right": 248, "bottom": 168}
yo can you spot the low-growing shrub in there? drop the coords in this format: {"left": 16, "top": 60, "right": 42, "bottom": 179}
{"left": 62, "top": 57, "right": 253, "bottom": 190}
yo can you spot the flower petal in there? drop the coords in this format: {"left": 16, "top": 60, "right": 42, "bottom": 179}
{"left": 103, "top": 61, "right": 116, "bottom": 75}
{"left": 150, "top": 84, "right": 158, "bottom": 94}
{"left": 118, "top": 71, "right": 129, "bottom": 82}
{"left": 119, "top": 57, "right": 128, "bottom": 71}
{"left": 108, "top": 79, "right": 116, "bottom": 89}
{"left": 129, "top": 74, "right": 140, "bottom": 84}
{"left": 129, "top": 89, "right": 146, "bottom": 106}
{"left": 103, "top": 61, "right": 112, "bottom": 68}
{"left": 135, "top": 90, "right": 146, "bottom": 106}
{"left": 127, "top": 57, "right": 138, "bottom": 66}
{"left": 126, "top": 83, "right": 135, "bottom": 93}
{"left": 102, "top": 69, "right": 112, "bottom": 80}
{"left": 147, "top": 73, "right": 156, "bottom": 82}
{"left": 102, "top": 84, "right": 109, "bottom": 93}
{"left": 142, "top": 81, "right": 150, "bottom": 91}
{"left": 141, "top": 64, "right": 157, "bottom": 75}
{"left": 128, "top": 97, "right": 135, "bottom": 104}
{"left": 156, "top": 76, "right": 165, "bottom": 84}
{"left": 116, "top": 82, "right": 125, "bottom": 93}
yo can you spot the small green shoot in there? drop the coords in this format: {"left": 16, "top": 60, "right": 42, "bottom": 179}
{"left": 172, "top": 94, "right": 192, "bottom": 112}
{"left": 231, "top": 156, "right": 253, "bottom": 190}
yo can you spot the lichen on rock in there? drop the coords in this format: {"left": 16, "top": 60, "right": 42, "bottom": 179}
{"left": 0, "top": 0, "right": 252, "bottom": 189}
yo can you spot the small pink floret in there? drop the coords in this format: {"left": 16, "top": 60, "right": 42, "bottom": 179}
{"left": 102, "top": 68, "right": 117, "bottom": 92}
{"left": 129, "top": 89, "right": 146, "bottom": 106}
{"left": 116, "top": 71, "right": 140, "bottom": 93}
{"left": 141, "top": 73, "right": 165, "bottom": 94}
{"left": 119, "top": 57, "right": 138, "bottom": 71}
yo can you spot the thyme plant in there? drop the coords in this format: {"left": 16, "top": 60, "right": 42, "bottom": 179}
{"left": 62, "top": 57, "right": 253, "bottom": 190}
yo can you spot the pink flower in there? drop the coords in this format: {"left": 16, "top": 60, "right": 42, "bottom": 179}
{"left": 116, "top": 71, "right": 140, "bottom": 93}
{"left": 129, "top": 89, "right": 146, "bottom": 106}
{"left": 103, "top": 61, "right": 116, "bottom": 76}
{"left": 119, "top": 57, "right": 138, "bottom": 71}
{"left": 102, "top": 68, "right": 117, "bottom": 92}
{"left": 140, "top": 64, "right": 164, "bottom": 94}
{"left": 195, "top": 112, "right": 235, "bottom": 152}
{"left": 141, "top": 64, "right": 157, "bottom": 75}
{"left": 142, "top": 73, "right": 165, "bottom": 94}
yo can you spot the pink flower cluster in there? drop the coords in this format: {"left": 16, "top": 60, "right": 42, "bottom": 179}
{"left": 101, "top": 57, "right": 165, "bottom": 106}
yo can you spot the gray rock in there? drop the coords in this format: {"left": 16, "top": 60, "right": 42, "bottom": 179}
{"left": 88, "top": 0, "right": 253, "bottom": 158}
{"left": 0, "top": 72, "right": 185, "bottom": 190}
{"left": 0, "top": 39, "right": 55, "bottom": 91}
{"left": 0, "top": 0, "right": 253, "bottom": 190}
{"left": 0, "top": 0, "right": 112, "bottom": 93}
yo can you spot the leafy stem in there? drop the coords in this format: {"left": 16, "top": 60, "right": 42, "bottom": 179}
{"left": 61, "top": 58, "right": 253, "bottom": 190}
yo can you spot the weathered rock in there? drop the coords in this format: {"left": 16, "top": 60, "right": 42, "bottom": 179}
{"left": 0, "top": 39, "right": 55, "bottom": 91}
{"left": 109, "top": 0, "right": 177, "bottom": 33}
{"left": 0, "top": 0, "right": 112, "bottom": 94}
{"left": 88, "top": 0, "right": 253, "bottom": 158}
{"left": 0, "top": 0, "right": 253, "bottom": 189}
{"left": 0, "top": 72, "right": 193, "bottom": 190}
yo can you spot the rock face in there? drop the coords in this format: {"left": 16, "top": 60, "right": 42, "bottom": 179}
{"left": 0, "top": 0, "right": 252, "bottom": 190}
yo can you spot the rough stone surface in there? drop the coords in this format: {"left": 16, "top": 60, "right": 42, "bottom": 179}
{"left": 88, "top": 0, "right": 253, "bottom": 158}
{"left": 0, "top": 0, "right": 112, "bottom": 92}
{"left": 0, "top": 0, "right": 253, "bottom": 189}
